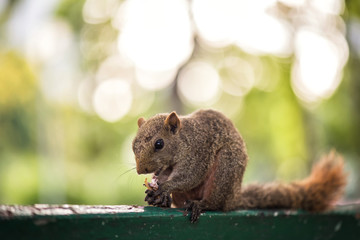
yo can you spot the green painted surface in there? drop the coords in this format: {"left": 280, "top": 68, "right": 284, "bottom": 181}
{"left": 1, "top": 204, "right": 360, "bottom": 240}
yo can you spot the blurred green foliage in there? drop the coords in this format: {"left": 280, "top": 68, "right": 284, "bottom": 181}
{"left": 56, "top": 0, "right": 86, "bottom": 32}
{"left": 0, "top": 0, "right": 359, "bottom": 206}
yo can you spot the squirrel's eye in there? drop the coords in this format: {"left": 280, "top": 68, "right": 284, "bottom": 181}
{"left": 154, "top": 139, "right": 164, "bottom": 150}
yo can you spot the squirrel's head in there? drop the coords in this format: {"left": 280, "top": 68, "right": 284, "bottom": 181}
{"left": 132, "top": 111, "right": 181, "bottom": 174}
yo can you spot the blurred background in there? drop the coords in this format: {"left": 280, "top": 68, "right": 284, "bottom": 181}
{"left": 0, "top": 0, "right": 359, "bottom": 205}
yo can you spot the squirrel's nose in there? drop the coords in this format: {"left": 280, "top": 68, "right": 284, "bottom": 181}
{"left": 135, "top": 158, "right": 147, "bottom": 174}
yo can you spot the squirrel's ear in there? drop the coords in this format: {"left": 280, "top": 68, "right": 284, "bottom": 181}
{"left": 164, "top": 111, "right": 181, "bottom": 134}
{"left": 137, "top": 117, "right": 146, "bottom": 128}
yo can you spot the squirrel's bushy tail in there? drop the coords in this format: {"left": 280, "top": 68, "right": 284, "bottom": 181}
{"left": 239, "top": 150, "right": 347, "bottom": 212}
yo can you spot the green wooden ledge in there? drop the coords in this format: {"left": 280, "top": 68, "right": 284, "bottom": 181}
{"left": 1, "top": 204, "right": 360, "bottom": 240}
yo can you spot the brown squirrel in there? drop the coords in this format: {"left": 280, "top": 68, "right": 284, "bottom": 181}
{"left": 132, "top": 109, "right": 347, "bottom": 222}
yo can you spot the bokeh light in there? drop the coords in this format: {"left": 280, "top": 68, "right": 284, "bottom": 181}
{"left": 93, "top": 79, "right": 132, "bottom": 122}
{"left": 78, "top": 78, "right": 95, "bottom": 113}
{"left": 235, "top": 13, "right": 293, "bottom": 56}
{"left": 177, "top": 61, "right": 221, "bottom": 106}
{"left": 117, "top": 0, "right": 194, "bottom": 72}
{"left": 291, "top": 28, "right": 348, "bottom": 103}
{"left": 135, "top": 68, "right": 177, "bottom": 91}
{"left": 191, "top": 0, "right": 244, "bottom": 47}
{"left": 95, "top": 54, "right": 133, "bottom": 83}
{"left": 219, "top": 57, "right": 255, "bottom": 97}
{"left": 310, "top": 0, "right": 344, "bottom": 15}
{"left": 26, "top": 19, "right": 74, "bottom": 63}
{"left": 278, "top": 0, "right": 305, "bottom": 8}
{"left": 83, "top": 0, "right": 119, "bottom": 24}
{"left": 191, "top": 0, "right": 292, "bottom": 56}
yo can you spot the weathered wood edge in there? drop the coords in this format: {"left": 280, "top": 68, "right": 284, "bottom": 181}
{"left": 1, "top": 203, "right": 360, "bottom": 240}
{"left": 1, "top": 203, "right": 359, "bottom": 219}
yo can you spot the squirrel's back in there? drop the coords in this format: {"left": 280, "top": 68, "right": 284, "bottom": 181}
{"left": 188, "top": 109, "right": 242, "bottom": 138}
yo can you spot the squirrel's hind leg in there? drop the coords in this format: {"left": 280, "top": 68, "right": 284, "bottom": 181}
{"left": 188, "top": 143, "right": 247, "bottom": 221}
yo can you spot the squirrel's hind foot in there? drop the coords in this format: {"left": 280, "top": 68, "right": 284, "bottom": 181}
{"left": 185, "top": 201, "right": 203, "bottom": 223}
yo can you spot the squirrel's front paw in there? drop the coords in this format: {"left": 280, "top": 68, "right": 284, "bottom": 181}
{"left": 144, "top": 189, "right": 172, "bottom": 208}
{"left": 144, "top": 189, "right": 156, "bottom": 205}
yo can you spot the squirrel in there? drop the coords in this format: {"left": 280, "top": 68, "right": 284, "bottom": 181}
{"left": 132, "top": 109, "right": 347, "bottom": 222}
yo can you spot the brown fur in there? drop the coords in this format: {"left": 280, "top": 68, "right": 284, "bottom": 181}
{"left": 132, "top": 109, "right": 347, "bottom": 222}
{"left": 235, "top": 151, "right": 346, "bottom": 211}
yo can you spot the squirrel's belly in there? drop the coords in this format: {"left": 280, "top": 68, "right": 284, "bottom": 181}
{"left": 172, "top": 159, "right": 219, "bottom": 207}
{"left": 172, "top": 185, "right": 204, "bottom": 207}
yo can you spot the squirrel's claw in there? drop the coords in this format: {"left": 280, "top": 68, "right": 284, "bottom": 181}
{"left": 186, "top": 201, "right": 202, "bottom": 223}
